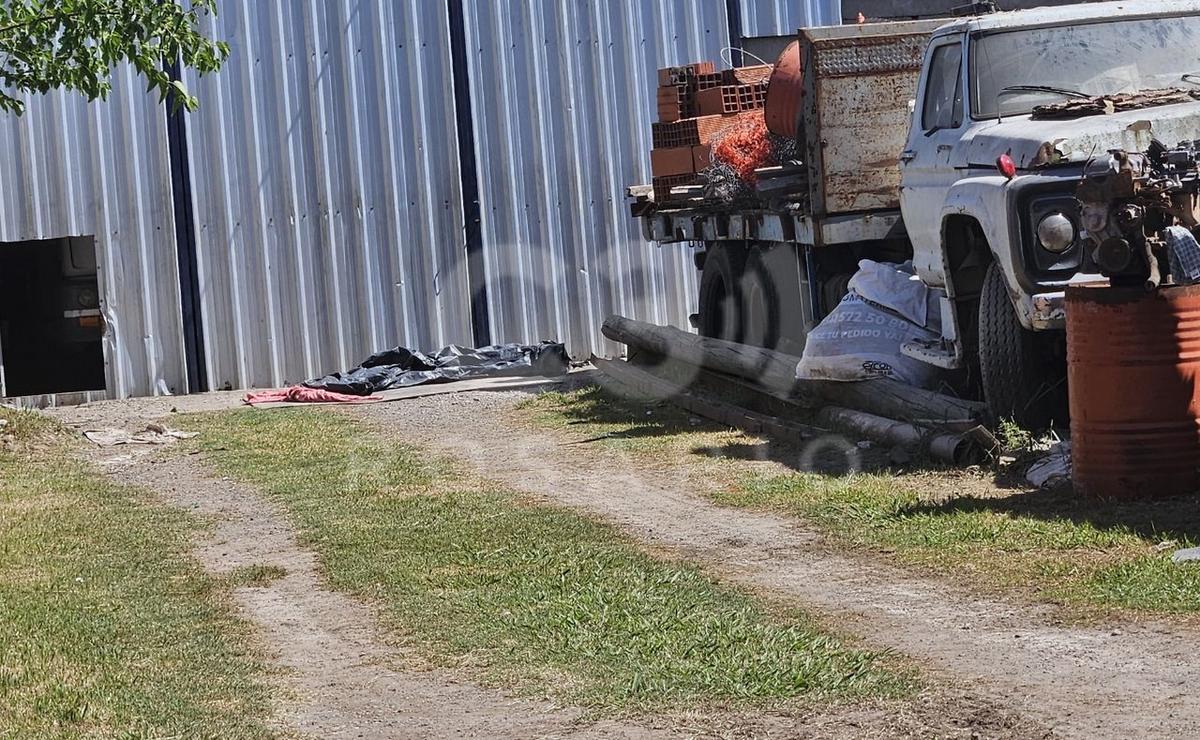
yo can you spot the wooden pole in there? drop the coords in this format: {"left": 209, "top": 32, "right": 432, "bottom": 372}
{"left": 601, "top": 315, "right": 987, "bottom": 427}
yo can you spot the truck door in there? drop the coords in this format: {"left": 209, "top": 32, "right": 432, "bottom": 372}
{"left": 900, "top": 36, "right": 967, "bottom": 286}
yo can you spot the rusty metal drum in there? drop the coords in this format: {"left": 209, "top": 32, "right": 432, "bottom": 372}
{"left": 764, "top": 41, "right": 802, "bottom": 138}
{"left": 1067, "top": 283, "right": 1200, "bottom": 499}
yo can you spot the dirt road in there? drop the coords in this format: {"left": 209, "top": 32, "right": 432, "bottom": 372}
{"left": 61, "top": 397, "right": 667, "bottom": 740}
{"left": 52, "top": 384, "right": 1200, "bottom": 738}
{"left": 358, "top": 387, "right": 1200, "bottom": 740}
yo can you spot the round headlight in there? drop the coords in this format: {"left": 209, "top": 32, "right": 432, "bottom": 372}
{"left": 1037, "top": 212, "right": 1076, "bottom": 253}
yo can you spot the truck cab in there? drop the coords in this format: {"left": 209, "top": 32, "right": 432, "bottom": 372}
{"left": 900, "top": 1, "right": 1200, "bottom": 424}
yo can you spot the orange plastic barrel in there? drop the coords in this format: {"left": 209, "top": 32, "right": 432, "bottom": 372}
{"left": 765, "top": 41, "right": 802, "bottom": 138}
{"left": 1066, "top": 283, "right": 1200, "bottom": 498}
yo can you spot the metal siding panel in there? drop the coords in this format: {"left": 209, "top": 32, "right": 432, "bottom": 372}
{"left": 739, "top": 0, "right": 843, "bottom": 37}
{"left": 185, "top": 0, "right": 472, "bottom": 391}
{"left": 464, "top": 0, "right": 727, "bottom": 358}
{"left": 0, "top": 69, "right": 187, "bottom": 401}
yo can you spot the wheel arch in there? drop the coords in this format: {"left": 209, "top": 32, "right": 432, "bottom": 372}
{"left": 941, "top": 214, "right": 995, "bottom": 305}
{"left": 939, "top": 178, "right": 1036, "bottom": 329}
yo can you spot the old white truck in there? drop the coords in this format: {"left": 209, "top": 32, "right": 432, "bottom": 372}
{"left": 636, "top": 1, "right": 1200, "bottom": 426}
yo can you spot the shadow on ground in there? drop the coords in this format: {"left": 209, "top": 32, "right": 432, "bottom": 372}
{"left": 905, "top": 485, "right": 1200, "bottom": 544}
{"left": 546, "top": 380, "right": 1200, "bottom": 544}
{"left": 547, "top": 382, "right": 954, "bottom": 475}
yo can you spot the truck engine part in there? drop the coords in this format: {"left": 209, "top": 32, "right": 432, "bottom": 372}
{"left": 1076, "top": 140, "right": 1200, "bottom": 289}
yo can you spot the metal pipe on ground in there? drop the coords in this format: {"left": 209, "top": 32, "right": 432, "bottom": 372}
{"left": 814, "top": 406, "right": 996, "bottom": 465}
{"left": 592, "top": 356, "right": 826, "bottom": 444}
{"left": 593, "top": 355, "right": 994, "bottom": 465}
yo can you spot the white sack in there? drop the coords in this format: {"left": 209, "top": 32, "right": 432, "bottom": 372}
{"left": 796, "top": 260, "right": 941, "bottom": 388}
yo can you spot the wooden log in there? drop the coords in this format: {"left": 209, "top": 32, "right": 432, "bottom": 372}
{"left": 601, "top": 315, "right": 987, "bottom": 427}
{"left": 593, "top": 356, "right": 992, "bottom": 464}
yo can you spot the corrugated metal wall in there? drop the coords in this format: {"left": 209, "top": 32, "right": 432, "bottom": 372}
{"left": 740, "top": 0, "right": 842, "bottom": 37}
{"left": 461, "top": 0, "right": 841, "bottom": 358}
{"left": 182, "top": 0, "right": 473, "bottom": 391}
{"left": 0, "top": 0, "right": 841, "bottom": 402}
{"left": 462, "top": 0, "right": 731, "bottom": 357}
{"left": 0, "top": 70, "right": 187, "bottom": 400}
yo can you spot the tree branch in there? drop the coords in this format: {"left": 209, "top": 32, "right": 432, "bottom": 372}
{"left": 0, "top": 9, "right": 115, "bottom": 37}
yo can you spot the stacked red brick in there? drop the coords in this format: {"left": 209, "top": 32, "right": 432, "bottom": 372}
{"left": 650, "top": 63, "right": 774, "bottom": 203}
{"left": 655, "top": 62, "right": 713, "bottom": 122}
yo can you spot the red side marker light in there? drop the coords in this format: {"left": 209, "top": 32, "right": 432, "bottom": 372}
{"left": 997, "top": 153, "right": 1017, "bottom": 179}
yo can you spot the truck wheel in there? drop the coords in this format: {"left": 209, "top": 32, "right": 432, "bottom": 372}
{"left": 745, "top": 244, "right": 810, "bottom": 354}
{"left": 978, "top": 262, "right": 1051, "bottom": 428}
{"left": 698, "top": 243, "right": 747, "bottom": 342}
{"left": 741, "top": 248, "right": 783, "bottom": 349}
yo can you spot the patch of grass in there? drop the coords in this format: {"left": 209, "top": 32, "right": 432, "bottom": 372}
{"left": 0, "top": 412, "right": 271, "bottom": 736}
{"left": 516, "top": 387, "right": 1200, "bottom": 616}
{"left": 183, "top": 408, "right": 910, "bottom": 710}
{"left": 996, "top": 418, "right": 1035, "bottom": 454}
{"left": 0, "top": 406, "right": 63, "bottom": 450}
{"left": 516, "top": 386, "right": 749, "bottom": 461}
{"left": 226, "top": 564, "right": 288, "bottom": 588}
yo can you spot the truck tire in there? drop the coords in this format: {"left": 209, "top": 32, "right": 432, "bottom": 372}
{"left": 978, "top": 262, "right": 1050, "bottom": 428}
{"left": 741, "top": 248, "right": 783, "bottom": 350}
{"left": 740, "top": 243, "right": 812, "bottom": 354}
{"left": 697, "top": 243, "right": 747, "bottom": 342}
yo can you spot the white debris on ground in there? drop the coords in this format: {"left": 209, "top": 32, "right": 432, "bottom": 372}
{"left": 1172, "top": 547, "right": 1200, "bottom": 564}
{"left": 1024, "top": 440, "right": 1071, "bottom": 488}
{"left": 83, "top": 423, "right": 198, "bottom": 447}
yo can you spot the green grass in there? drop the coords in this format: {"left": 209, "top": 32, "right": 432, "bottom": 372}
{"left": 183, "top": 408, "right": 910, "bottom": 710}
{"left": 720, "top": 473, "right": 1169, "bottom": 607}
{"left": 0, "top": 408, "right": 271, "bottom": 738}
{"left": 515, "top": 387, "right": 745, "bottom": 461}
{"left": 517, "top": 387, "right": 1200, "bottom": 616}
{"left": 996, "top": 418, "right": 1036, "bottom": 454}
{"left": 225, "top": 564, "right": 288, "bottom": 589}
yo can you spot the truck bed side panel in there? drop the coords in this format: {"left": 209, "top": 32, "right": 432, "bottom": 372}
{"left": 802, "top": 22, "right": 942, "bottom": 216}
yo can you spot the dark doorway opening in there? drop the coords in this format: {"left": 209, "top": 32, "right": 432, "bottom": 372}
{"left": 0, "top": 237, "right": 106, "bottom": 397}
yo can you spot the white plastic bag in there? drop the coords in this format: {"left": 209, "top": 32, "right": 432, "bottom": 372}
{"left": 846, "top": 259, "right": 940, "bottom": 331}
{"left": 796, "top": 260, "right": 941, "bottom": 388}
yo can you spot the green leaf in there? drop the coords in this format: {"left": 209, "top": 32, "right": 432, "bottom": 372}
{"left": 0, "top": 0, "right": 228, "bottom": 116}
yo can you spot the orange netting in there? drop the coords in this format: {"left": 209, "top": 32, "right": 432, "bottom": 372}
{"left": 711, "top": 111, "right": 772, "bottom": 183}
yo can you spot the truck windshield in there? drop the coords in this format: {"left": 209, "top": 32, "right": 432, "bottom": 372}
{"left": 971, "top": 15, "right": 1200, "bottom": 119}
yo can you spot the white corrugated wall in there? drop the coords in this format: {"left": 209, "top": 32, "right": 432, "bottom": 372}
{"left": 740, "top": 0, "right": 843, "bottom": 37}
{"left": 0, "top": 0, "right": 840, "bottom": 401}
{"left": 462, "top": 0, "right": 841, "bottom": 358}
{"left": 0, "top": 70, "right": 187, "bottom": 400}
{"left": 182, "top": 0, "right": 474, "bottom": 391}
{"left": 462, "top": 0, "right": 729, "bottom": 358}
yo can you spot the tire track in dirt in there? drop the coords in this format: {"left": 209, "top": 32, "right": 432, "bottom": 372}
{"left": 81, "top": 446, "right": 666, "bottom": 739}
{"left": 55, "top": 393, "right": 1039, "bottom": 739}
{"left": 358, "top": 389, "right": 1200, "bottom": 740}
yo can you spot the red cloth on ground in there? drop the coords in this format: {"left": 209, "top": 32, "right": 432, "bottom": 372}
{"left": 243, "top": 386, "right": 383, "bottom": 406}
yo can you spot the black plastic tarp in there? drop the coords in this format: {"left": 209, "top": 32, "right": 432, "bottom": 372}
{"left": 302, "top": 341, "right": 570, "bottom": 396}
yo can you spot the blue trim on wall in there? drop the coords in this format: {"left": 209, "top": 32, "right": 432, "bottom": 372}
{"left": 164, "top": 57, "right": 208, "bottom": 393}
{"left": 447, "top": 0, "right": 492, "bottom": 348}
{"left": 725, "top": 0, "right": 745, "bottom": 67}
